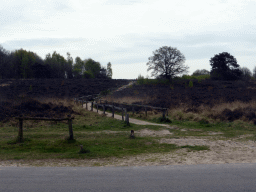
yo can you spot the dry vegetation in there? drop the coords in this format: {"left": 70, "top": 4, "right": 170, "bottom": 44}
{"left": 102, "top": 79, "right": 256, "bottom": 125}
{"left": 102, "top": 95, "right": 155, "bottom": 105}
{"left": 167, "top": 99, "right": 256, "bottom": 125}
{"left": 1, "top": 79, "right": 256, "bottom": 167}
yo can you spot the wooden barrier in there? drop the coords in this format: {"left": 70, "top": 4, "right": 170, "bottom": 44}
{"left": 16, "top": 115, "right": 75, "bottom": 143}
{"left": 74, "top": 91, "right": 169, "bottom": 125}
{"left": 112, "top": 103, "right": 114, "bottom": 118}
{"left": 98, "top": 100, "right": 168, "bottom": 118}
{"left": 93, "top": 102, "right": 128, "bottom": 124}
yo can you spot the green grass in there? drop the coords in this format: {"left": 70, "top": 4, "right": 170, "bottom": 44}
{"left": 107, "top": 110, "right": 256, "bottom": 138}
{"left": 136, "top": 74, "right": 210, "bottom": 85}
{"left": 126, "top": 112, "right": 256, "bottom": 139}
{"left": 0, "top": 109, "right": 205, "bottom": 161}
{"left": 2, "top": 101, "right": 255, "bottom": 161}
{"left": 93, "top": 101, "right": 256, "bottom": 140}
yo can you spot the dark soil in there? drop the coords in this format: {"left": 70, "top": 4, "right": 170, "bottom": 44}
{"left": 0, "top": 79, "right": 130, "bottom": 122}
{"left": 0, "top": 79, "right": 129, "bottom": 101}
{"left": 111, "top": 79, "right": 256, "bottom": 108}
{"left": 0, "top": 98, "right": 76, "bottom": 122}
{"left": 108, "top": 79, "right": 256, "bottom": 122}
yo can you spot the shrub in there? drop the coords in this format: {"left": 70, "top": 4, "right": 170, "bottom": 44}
{"left": 181, "top": 74, "right": 210, "bottom": 81}
{"left": 154, "top": 117, "right": 172, "bottom": 123}
{"left": 83, "top": 71, "right": 94, "bottom": 79}
{"left": 137, "top": 76, "right": 171, "bottom": 85}
{"left": 100, "top": 90, "right": 111, "bottom": 96}
{"left": 188, "top": 80, "right": 193, "bottom": 88}
{"left": 137, "top": 74, "right": 145, "bottom": 85}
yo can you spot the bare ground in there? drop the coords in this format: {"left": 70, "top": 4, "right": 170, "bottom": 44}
{"left": 1, "top": 130, "right": 255, "bottom": 167}
{"left": 1, "top": 81, "right": 256, "bottom": 167}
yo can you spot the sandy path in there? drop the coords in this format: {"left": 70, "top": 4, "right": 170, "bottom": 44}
{"left": 1, "top": 83, "right": 255, "bottom": 167}
{"left": 83, "top": 102, "right": 173, "bottom": 127}
{"left": 1, "top": 136, "right": 255, "bottom": 167}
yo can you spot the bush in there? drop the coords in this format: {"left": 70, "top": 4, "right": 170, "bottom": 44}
{"left": 100, "top": 90, "right": 111, "bottom": 96}
{"left": 154, "top": 116, "right": 172, "bottom": 123}
{"left": 83, "top": 71, "right": 94, "bottom": 79}
{"left": 181, "top": 74, "right": 210, "bottom": 81}
{"left": 137, "top": 74, "right": 145, "bottom": 85}
{"left": 188, "top": 80, "right": 193, "bottom": 88}
{"left": 137, "top": 76, "right": 170, "bottom": 85}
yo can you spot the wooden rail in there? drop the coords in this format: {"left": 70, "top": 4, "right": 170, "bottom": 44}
{"left": 94, "top": 102, "right": 129, "bottom": 124}
{"left": 15, "top": 115, "right": 74, "bottom": 143}
{"left": 74, "top": 85, "right": 169, "bottom": 124}
{"left": 98, "top": 100, "right": 168, "bottom": 117}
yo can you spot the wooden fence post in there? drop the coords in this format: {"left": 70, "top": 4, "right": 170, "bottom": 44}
{"left": 18, "top": 117, "right": 23, "bottom": 143}
{"left": 122, "top": 107, "right": 124, "bottom": 121}
{"left": 103, "top": 104, "right": 105, "bottom": 114}
{"left": 145, "top": 107, "right": 147, "bottom": 117}
{"left": 163, "top": 109, "right": 166, "bottom": 118}
{"left": 68, "top": 115, "right": 74, "bottom": 140}
{"left": 91, "top": 102, "right": 93, "bottom": 111}
{"left": 125, "top": 113, "right": 129, "bottom": 125}
{"left": 97, "top": 103, "right": 99, "bottom": 113}
{"left": 112, "top": 103, "right": 114, "bottom": 118}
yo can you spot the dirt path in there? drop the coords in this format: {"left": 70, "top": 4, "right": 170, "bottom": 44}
{"left": 1, "top": 136, "right": 255, "bottom": 167}
{"left": 83, "top": 80, "right": 173, "bottom": 128}
{"left": 83, "top": 102, "right": 172, "bottom": 127}
{"left": 1, "top": 83, "right": 256, "bottom": 167}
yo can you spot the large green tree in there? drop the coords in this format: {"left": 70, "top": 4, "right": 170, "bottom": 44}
{"left": 253, "top": 66, "right": 256, "bottom": 79}
{"left": 0, "top": 45, "right": 11, "bottom": 78}
{"left": 147, "top": 46, "right": 189, "bottom": 80}
{"left": 106, "top": 62, "right": 113, "bottom": 79}
{"left": 210, "top": 52, "right": 242, "bottom": 80}
{"left": 192, "top": 69, "right": 210, "bottom": 76}
{"left": 72, "top": 56, "right": 85, "bottom": 78}
{"left": 44, "top": 51, "right": 67, "bottom": 78}
{"left": 240, "top": 67, "right": 252, "bottom": 80}
{"left": 12, "top": 49, "right": 37, "bottom": 79}
{"left": 65, "top": 52, "right": 73, "bottom": 79}
{"left": 84, "top": 58, "right": 101, "bottom": 78}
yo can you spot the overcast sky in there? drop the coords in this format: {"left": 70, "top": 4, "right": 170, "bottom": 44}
{"left": 1, "top": 0, "right": 256, "bottom": 79}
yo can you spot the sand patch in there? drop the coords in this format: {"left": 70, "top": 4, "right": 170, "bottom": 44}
{"left": 0, "top": 82, "right": 11, "bottom": 87}
{"left": 1, "top": 136, "right": 256, "bottom": 167}
{"left": 136, "top": 128, "right": 173, "bottom": 137}
{"left": 208, "top": 131, "right": 224, "bottom": 135}
{"left": 188, "top": 129, "right": 202, "bottom": 131}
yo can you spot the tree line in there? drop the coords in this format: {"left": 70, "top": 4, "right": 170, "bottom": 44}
{"left": 146, "top": 46, "right": 256, "bottom": 81}
{"left": 0, "top": 45, "right": 112, "bottom": 79}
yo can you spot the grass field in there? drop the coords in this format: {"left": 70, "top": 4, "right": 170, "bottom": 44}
{"left": 1, "top": 97, "right": 256, "bottom": 163}
{"left": 0, "top": 101, "right": 208, "bottom": 161}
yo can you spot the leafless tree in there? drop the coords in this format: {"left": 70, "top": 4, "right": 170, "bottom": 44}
{"left": 147, "top": 46, "right": 189, "bottom": 81}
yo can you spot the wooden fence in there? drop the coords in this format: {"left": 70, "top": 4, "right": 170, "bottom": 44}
{"left": 15, "top": 115, "right": 74, "bottom": 143}
{"left": 94, "top": 102, "right": 130, "bottom": 125}
{"left": 74, "top": 93, "right": 168, "bottom": 124}
{"left": 98, "top": 100, "right": 168, "bottom": 118}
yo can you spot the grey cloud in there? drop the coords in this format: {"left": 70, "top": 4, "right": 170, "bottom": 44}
{"left": 53, "top": 2, "right": 70, "bottom": 11}
{"left": 104, "top": 0, "right": 142, "bottom": 5}
{"left": 1, "top": 31, "right": 255, "bottom": 68}
{"left": 127, "top": 31, "right": 256, "bottom": 61}
{"left": 1, "top": 38, "right": 84, "bottom": 51}
{"left": 0, "top": 1, "right": 73, "bottom": 29}
{"left": 52, "top": 1, "right": 74, "bottom": 12}
{"left": 0, "top": 5, "right": 26, "bottom": 27}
